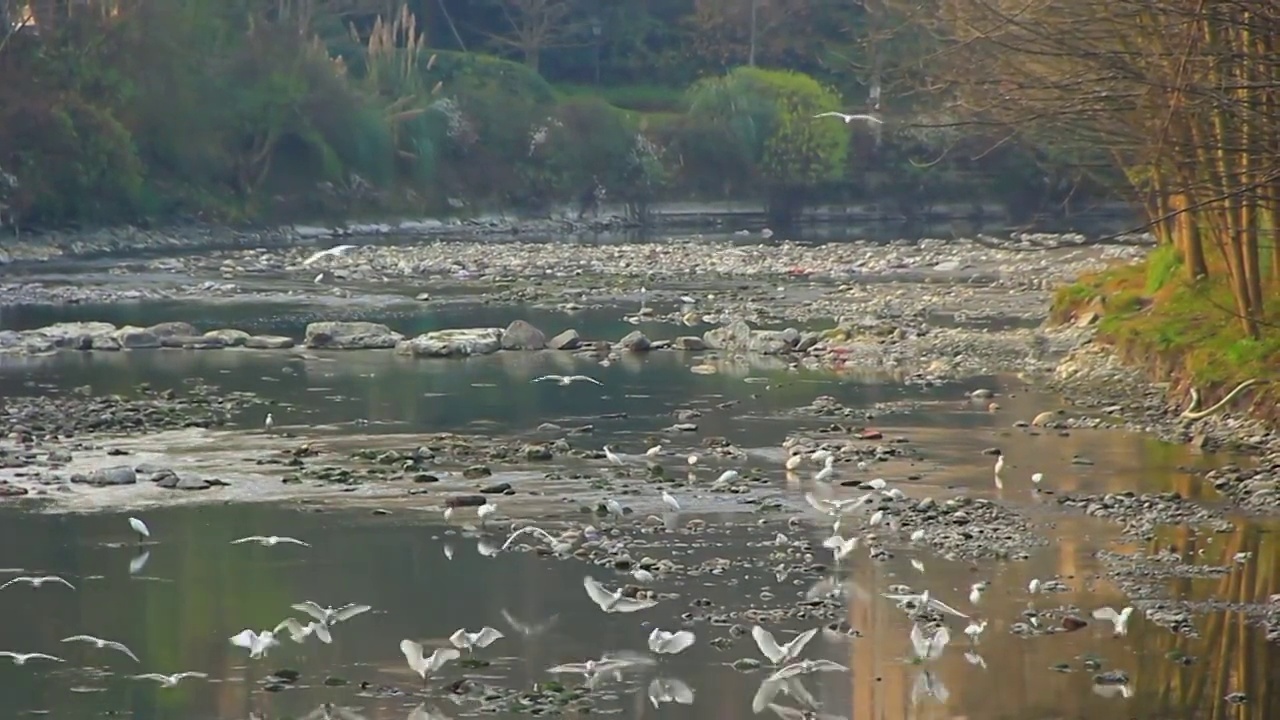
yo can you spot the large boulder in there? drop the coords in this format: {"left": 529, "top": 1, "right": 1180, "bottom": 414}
{"left": 305, "top": 321, "right": 403, "bottom": 350}
{"left": 30, "top": 322, "right": 117, "bottom": 349}
{"left": 396, "top": 328, "right": 504, "bottom": 358}
{"left": 500, "top": 320, "right": 546, "bottom": 350}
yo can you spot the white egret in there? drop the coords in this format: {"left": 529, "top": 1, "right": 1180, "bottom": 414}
{"left": 632, "top": 568, "right": 655, "bottom": 583}
{"left": 291, "top": 602, "right": 371, "bottom": 627}
{"left": 477, "top": 503, "right": 497, "bottom": 524}
{"left": 583, "top": 575, "right": 658, "bottom": 613}
{"left": 765, "top": 658, "right": 849, "bottom": 682}
{"left": 60, "top": 635, "right": 140, "bottom": 662}
{"left": 400, "top": 639, "right": 459, "bottom": 685}
{"left": 867, "top": 478, "right": 887, "bottom": 490}
{"left": 661, "top": 491, "right": 680, "bottom": 512}
{"left": 784, "top": 454, "right": 803, "bottom": 471}
{"left": 128, "top": 517, "right": 150, "bottom": 543}
{"left": 231, "top": 535, "right": 310, "bottom": 548}
{"left": 814, "top": 457, "right": 835, "bottom": 483}
{"left": 499, "top": 525, "right": 560, "bottom": 552}
{"left": 532, "top": 374, "right": 602, "bottom": 386}
{"left": 0, "top": 575, "right": 74, "bottom": 591}
{"left": 449, "top": 627, "right": 504, "bottom": 653}
{"left": 813, "top": 111, "right": 884, "bottom": 125}
{"left": 0, "top": 651, "right": 63, "bottom": 665}
{"left": 229, "top": 628, "right": 280, "bottom": 659}
{"left": 603, "top": 446, "right": 624, "bottom": 465}
{"left": 647, "top": 676, "right": 696, "bottom": 708}
{"left": 963, "top": 620, "right": 987, "bottom": 643}
{"left": 645, "top": 444, "right": 663, "bottom": 457}
{"left": 647, "top": 628, "right": 696, "bottom": 655}
{"left": 264, "top": 413, "right": 275, "bottom": 432}
{"left": 750, "top": 626, "right": 818, "bottom": 665}
{"left": 1092, "top": 606, "right": 1135, "bottom": 636}
{"left": 276, "top": 617, "right": 333, "bottom": 644}
{"left": 822, "top": 535, "right": 858, "bottom": 564}
{"left": 993, "top": 450, "right": 1005, "bottom": 488}
{"left": 908, "top": 623, "right": 950, "bottom": 663}
{"left": 969, "top": 581, "right": 988, "bottom": 605}
{"left": 301, "top": 244, "right": 357, "bottom": 266}
{"left": 883, "top": 589, "right": 970, "bottom": 619}
{"left": 714, "top": 469, "right": 739, "bottom": 483}
{"left": 132, "top": 671, "right": 207, "bottom": 687}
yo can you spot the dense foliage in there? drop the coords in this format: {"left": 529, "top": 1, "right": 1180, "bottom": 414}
{"left": 0, "top": 0, "right": 1111, "bottom": 227}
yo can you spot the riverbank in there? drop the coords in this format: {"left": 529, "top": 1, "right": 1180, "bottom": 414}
{"left": 0, "top": 201, "right": 1142, "bottom": 265}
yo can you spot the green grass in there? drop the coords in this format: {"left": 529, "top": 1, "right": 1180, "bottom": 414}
{"left": 1052, "top": 247, "right": 1280, "bottom": 391}
{"left": 554, "top": 83, "right": 687, "bottom": 113}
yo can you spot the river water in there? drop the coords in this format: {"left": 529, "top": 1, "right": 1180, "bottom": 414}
{"left": 0, "top": 264, "right": 1274, "bottom": 720}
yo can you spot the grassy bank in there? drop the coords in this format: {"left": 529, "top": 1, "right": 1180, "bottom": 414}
{"left": 1052, "top": 245, "right": 1280, "bottom": 422}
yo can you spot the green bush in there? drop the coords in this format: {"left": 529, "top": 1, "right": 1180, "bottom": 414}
{"left": 683, "top": 66, "right": 848, "bottom": 220}
{"left": 2, "top": 98, "right": 144, "bottom": 223}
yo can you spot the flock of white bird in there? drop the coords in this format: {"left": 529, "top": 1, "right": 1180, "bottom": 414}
{"left": 1, "top": 409, "right": 1138, "bottom": 716}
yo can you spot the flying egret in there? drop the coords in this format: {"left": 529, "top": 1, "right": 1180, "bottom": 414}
{"left": 532, "top": 374, "right": 603, "bottom": 386}
{"left": 60, "top": 635, "right": 140, "bottom": 662}
{"left": 751, "top": 626, "right": 818, "bottom": 665}
{"left": 1092, "top": 606, "right": 1135, "bottom": 636}
{"left": 229, "top": 628, "right": 280, "bottom": 659}
{"left": 400, "top": 639, "right": 459, "bottom": 685}
{"left": 132, "top": 671, "right": 207, "bottom": 687}
{"left": 230, "top": 536, "right": 310, "bottom": 548}
{"left": 448, "top": 627, "right": 505, "bottom": 654}
{"left": 0, "top": 575, "right": 75, "bottom": 591}
{"left": 583, "top": 576, "right": 658, "bottom": 613}
{"left": 0, "top": 651, "right": 63, "bottom": 665}
{"left": 908, "top": 623, "right": 950, "bottom": 663}
{"left": 813, "top": 111, "right": 884, "bottom": 125}
{"left": 647, "top": 628, "right": 696, "bottom": 655}
{"left": 301, "top": 244, "right": 357, "bottom": 267}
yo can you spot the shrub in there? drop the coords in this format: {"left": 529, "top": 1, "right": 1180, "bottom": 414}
{"left": 1, "top": 97, "right": 144, "bottom": 223}
{"left": 522, "top": 96, "right": 637, "bottom": 207}
{"left": 684, "top": 67, "right": 848, "bottom": 223}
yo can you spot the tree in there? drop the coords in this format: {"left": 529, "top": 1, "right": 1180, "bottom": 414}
{"left": 884, "top": 0, "right": 1280, "bottom": 338}
{"left": 483, "top": 0, "right": 585, "bottom": 70}
{"left": 687, "top": 67, "right": 848, "bottom": 226}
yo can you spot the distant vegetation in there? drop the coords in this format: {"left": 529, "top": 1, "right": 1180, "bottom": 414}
{"left": 0, "top": 0, "right": 1116, "bottom": 228}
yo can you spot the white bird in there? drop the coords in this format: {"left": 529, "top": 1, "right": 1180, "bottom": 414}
{"left": 645, "top": 444, "right": 663, "bottom": 457}
{"left": 911, "top": 558, "right": 926, "bottom": 573}
{"left": 993, "top": 451, "right": 1005, "bottom": 488}
{"left": 814, "top": 457, "right": 835, "bottom": 483}
{"left": 804, "top": 492, "right": 868, "bottom": 516}
{"left": 583, "top": 576, "right": 658, "bottom": 613}
{"left": 964, "top": 620, "right": 987, "bottom": 643}
{"left": 301, "top": 244, "right": 357, "bottom": 266}
{"left": 883, "top": 589, "right": 970, "bottom": 619}
{"left": 661, "top": 491, "right": 680, "bottom": 512}
{"left": 477, "top": 503, "right": 497, "bottom": 523}
{"left": 647, "top": 676, "right": 696, "bottom": 708}
{"left": 264, "top": 413, "right": 275, "bottom": 432}
{"left": 867, "top": 478, "right": 887, "bottom": 490}
{"left": 548, "top": 656, "right": 638, "bottom": 684}
{"left": 500, "top": 609, "right": 558, "bottom": 637}
{"left": 822, "top": 535, "right": 859, "bottom": 563}
{"left": 0, "top": 575, "right": 75, "bottom": 591}
{"left": 532, "top": 374, "right": 603, "bottom": 386}
{"left": 909, "top": 529, "right": 926, "bottom": 543}
{"left": 61, "top": 634, "right": 140, "bottom": 662}
{"left": 869, "top": 510, "right": 886, "bottom": 527}
{"left": 909, "top": 623, "right": 950, "bottom": 663}
{"left": 0, "top": 651, "right": 63, "bottom": 665}
{"left": 499, "top": 525, "right": 560, "bottom": 552}
{"left": 449, "top": 627, "right": 504, "bottom": 653}
{"left": 276, "top": 617, "right": 333, "bottom": 644}
{"left": 1028, "top": 578, "right": 1042, "bottom": 594}
{"left": 230, "top": 628, "right": 280, "bottom": 659}
{"left": 291, "top": 602, "right": 372, "bottom": 627}
{"left": 809, "top": 450, "right": 833, "bottom": 465}
{"left": 128, "top": 517, "right": 150, "bottom": 543}
{"left": 784, "top": 454, "right": 804, "bottom": 471}
{"left": 647, "top": 628, "right": 696, "bottom": 655}
{"left": 1032, "top": 472, "right": 1044, "bottom": 487}
{"left": 400, "top": 639, "right": 460, "bottom": 684}
{"left": 632, "top": 568, "right": 655, "bottom": 583}
{"left": 1092, "top": 606, "right": 1135, "bottom": 636}
{"left": 765, "top": 658, "right": 849, "bottom": 682}
{"left": 603, "top": 445, "right": 624, "bottom": 465}
{"left": 813, "top": 111, "right": 884, "bottom": 124}
{"left": 132, "top": 671, "right": 207, "bottom": 687}
{"left": 715, "top": 469, "right": 740, "bottom": 484}
{"left": 231, "top": 535, "right": 310, "bottom": 547}
{"left": 313, "top": 272, "right": 326, "bottom": 284}
{"left": 603, "top": 498, "right": 625, "bottom": 521}
{"left": 442, "top": 506, "right": 454, "bottom": 522}
{"left": 751, "top": 626, "right": 818, "bottom": 665}
{"left": 969, "top": 581, "right": 988, "bottom": 605}
{"left": 687, "top": 453, "right": 700, "bottom": 466}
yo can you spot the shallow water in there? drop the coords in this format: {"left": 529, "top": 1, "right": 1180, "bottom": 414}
{"left": 0, "top": 502, "right": 1276, "bottom": 720}
{"left": 0, "top": 299, "right": 1275, "bottom": 719}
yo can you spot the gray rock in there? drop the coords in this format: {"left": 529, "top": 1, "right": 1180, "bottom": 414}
{"left": 395, "top": 328, "right": 503, "bottom": 358}
{"left": 175, "top": 476, "right": 213, "bottom": 490}
{"left": 91, "top": 336, "right": 121, "bottom": 351}
{"left": 116, "top": 329, "right": 161, "bottom": 349}
{"left": 146, "top": 321, "right": 198, "bottom": 338}
{"left": 619, "top": 330, "right": 651, "bottom": 352}
{"left": 86, "top": 465, "right": 137, "bottom": 486}
{"left": 244, "top": 335, "right": 295, "bottom": 349}
{"left": 161, "top": 335, "right": 226, "bottom": 350}
{"left": 748, "top": 328, "right": 799, "bottom": 355}
{"left": 32, "top": 322, "right": 117, "bottom": 349}
{"left": 548, "top": 329, "right": 582, "bottom": 350}
{"left": 674, "top": 336, "right": 707, "bottom": 351}
{"left": 500, "top": 320, "right": 546, "bottom": 350}
{"left": 703, "top": 320, "right": 754, "bottom": 350}
{"left": 47, "top": 449, "right": 72, "bottom": 463}
{"left": 305, "top": 321, "right": 403, "bottom": 350}
{"left": 205, "top": 329, "right": 250, "bottom": 346}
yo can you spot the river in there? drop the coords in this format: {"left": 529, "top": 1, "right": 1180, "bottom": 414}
{"left": 0, "top": 230, "right": 1272, "bottom": 720}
